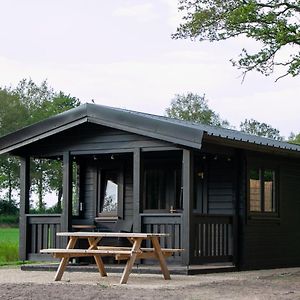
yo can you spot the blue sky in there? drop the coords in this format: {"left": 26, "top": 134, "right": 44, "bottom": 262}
{"left": 0, "top": 0, "right": 299, "bottom": 138}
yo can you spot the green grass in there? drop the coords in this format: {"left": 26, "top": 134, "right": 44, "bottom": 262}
{"left": 0, "top": 228, "right": 19, "bottom": 264}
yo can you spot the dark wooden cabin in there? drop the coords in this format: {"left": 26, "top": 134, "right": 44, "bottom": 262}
{"left": 1, "top": 103, "right": 300, "bottom": 271}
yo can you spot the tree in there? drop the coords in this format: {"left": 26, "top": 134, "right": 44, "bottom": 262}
{"left": 0, "top": 89, "right": 27, "bottom": 204}
{"left": 288, "top": 132, "right": 300, "bottom": 144}
{"left": 240, "top": 118, "right": 283, "bottom": 140}
{"left": 173, "top": 0, "right": 300, "bottom": 80}
{"left": 165, "top": 92, "right": 230, "bottom": 127}
{"left": 0, "top": 79, "right": 81, "bottom": 210}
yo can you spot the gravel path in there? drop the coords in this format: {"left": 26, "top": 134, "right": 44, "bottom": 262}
{"left": 0, "top": 266, "right": 300, "bottom": 299}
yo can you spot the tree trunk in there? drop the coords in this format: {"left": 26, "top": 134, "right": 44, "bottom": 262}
{"left": 38, "top": 171, "right": 44, "bottom": 211}
{"left": 57, "top": 187, "right": 62, "bottom": 211}
{"left": 7, "top": 169, "right": 12, "bottom": 203}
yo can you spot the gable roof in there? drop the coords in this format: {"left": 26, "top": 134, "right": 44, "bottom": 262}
{"left": 0, "top": 103, "right": 203, "bottom": 154}
{"left": 0, "top": 103, "right": 299, "bottom": 156}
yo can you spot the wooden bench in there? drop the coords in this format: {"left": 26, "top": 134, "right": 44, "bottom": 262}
{"left": 40, "top": 232, "right": 183, "bottom": 284}
{"left": 40, "top": 247, "right": 183, "bottom": 260}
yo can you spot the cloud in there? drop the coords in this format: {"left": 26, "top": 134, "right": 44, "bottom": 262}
{"left": 0, "top": 53, "right": 299, "bottom": 138}
{"left": 162, "top": 0, "right": 185, "bottom": 30}
{"left": 112, "top": 2, "right": 156, "bottom": 22}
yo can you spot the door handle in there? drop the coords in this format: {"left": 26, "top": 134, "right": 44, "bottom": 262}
{"left": 170, "top": 206, "right": 177, "bottom": 213}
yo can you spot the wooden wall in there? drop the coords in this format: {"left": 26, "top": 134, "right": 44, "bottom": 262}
{"left": 239, "top": 152, "right": 300, "bottom": 269}
{"left": 207, "top": 159, "right": 235, "bottom": 215}
{"left": 21, "top": 123, "right": 172, "bottom": 156}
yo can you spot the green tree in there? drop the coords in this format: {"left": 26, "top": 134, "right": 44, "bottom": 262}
{"left": 0, "top": 79, "right": 80, "bottom": 211}
{"left": 240, "top": 118, "right": 283, "bottom": 140}
{"left": 0, "top": 89, "right": 27, "bottom": 204}
{"left": 288, "top": 132, "right": 300, "bottom": 144}
{"left": 165, "top": 92, "right": 230, "bottom": 127}
{"left": 173, "top": 0, "right": 300, "bottom": 80}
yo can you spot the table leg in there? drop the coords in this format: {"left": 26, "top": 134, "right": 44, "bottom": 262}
{"left": 54, "top": 237, "right": 77, "bottom": 281}
{"left": 120, "top": 238, "right": 142, "bottom": 284}
{"left": 88, "top": 237, "right": 107, "bottom": 277}
{"left": 151, "top": 237, "right": 171, "bottom": 280}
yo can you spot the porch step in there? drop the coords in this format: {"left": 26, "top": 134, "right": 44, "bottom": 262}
{"left": 21, "top": 262, "right": 237, "bottom": 275}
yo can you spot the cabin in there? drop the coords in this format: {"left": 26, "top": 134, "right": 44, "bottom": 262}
{"left": 1, "top": 103, "right": 300, "bottom": 272}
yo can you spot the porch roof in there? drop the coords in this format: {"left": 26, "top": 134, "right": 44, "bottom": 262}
{"left": 0, "top": 103, "right": 300, "bottom": 156}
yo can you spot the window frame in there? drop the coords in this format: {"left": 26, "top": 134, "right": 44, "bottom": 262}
{"left": 247, "top": 162, "right": 279, "bottom": 219}
{"left": 96, "top": 164, "right": 124, "bottom": 220}
{"left": 142, "top": 159, "right": 182, "bottom": 213}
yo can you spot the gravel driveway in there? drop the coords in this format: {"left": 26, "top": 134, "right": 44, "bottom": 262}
{"left": 1, "top": 266, "right": 300, "bottom": 299}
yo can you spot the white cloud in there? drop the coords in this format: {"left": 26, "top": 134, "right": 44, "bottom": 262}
{"left": 1, "top": 53, "right": 299, "bottom": 140}
{"left": 112, "top": 2, "right": 156, "bottom": 22}
{"left": 162, "top": 0, "right": 185, "bottom": 30}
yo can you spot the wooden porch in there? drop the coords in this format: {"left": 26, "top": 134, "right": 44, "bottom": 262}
{"left": 24, "top": 211, "right": 236, "bottom": 266}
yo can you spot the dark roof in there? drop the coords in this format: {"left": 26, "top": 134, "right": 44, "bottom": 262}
{"left": 0, "top": 103, "right": 299, "bottom": 155}
{"left": 122, "top": 108, "right": 300, "bottom": 153}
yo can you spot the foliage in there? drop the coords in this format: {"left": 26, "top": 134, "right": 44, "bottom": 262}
{"left": 0, "top": 214, "right": 19, "bottom": 225}
{"left": 0, "top": 78, "right": 81, "bottom": 210}
{"left": 173, "top": 0, "right": 300, "bottom": 80}
{"left": 165, "top": 92, "right": 230, "bottom": 127}
{"left": 0, "top": 200, "right": 19, "bottom": 215}
{"left": 288, "top": 132, "right": 300, "bottom": 144}
{"left": 240, "top": 118, "right": 283, "bottom": 140}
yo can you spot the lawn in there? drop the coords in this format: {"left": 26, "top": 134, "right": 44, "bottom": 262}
{"left": 0, "top": 227, "right": 19, "bottom": 265}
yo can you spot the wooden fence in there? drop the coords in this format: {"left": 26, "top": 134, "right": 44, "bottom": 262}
{"left": 26, "top": 214, "right": 62, "bottom": 260}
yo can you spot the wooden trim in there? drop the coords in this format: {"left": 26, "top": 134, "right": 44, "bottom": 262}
{"left": 182, "top": 149, "right": 193, "bottom": 265}
{"left": 96, "top": 162, "right": 125, "bottom": 219}
{"left": 71, "top": 148, "right": 134, "bottom": 155}
{"left": 133, "top": 148, "right": 142, "bottom": 232}
{"left": 0, "top": 118, "right": 88, "bottom": 155}
{"left": 19, "top": 156, "right": 30, "bottom": 261}
{"left": 141, "top": 147, "right": 181, "bottom": 152}
{"left": 62, "top": 152, "right": 72, "bottom": 233}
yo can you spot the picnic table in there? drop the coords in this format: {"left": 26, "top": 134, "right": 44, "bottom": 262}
{"left": 41, "top": 231, "right": 182, "bottom": 284}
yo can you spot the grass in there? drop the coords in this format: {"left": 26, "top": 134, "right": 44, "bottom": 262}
{"left": 0, "top": 228, "right": 19, "bottom": 264}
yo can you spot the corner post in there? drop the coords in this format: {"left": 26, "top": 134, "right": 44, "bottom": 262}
{"left": 133, "top": 148, "right": 142, "bottom": 232}
{"left": 19, "top": 156, "right": 30, "bottom": 261}
{"left": 62, "top": 152, "right": 72, "bottom": 233}
{"left": 182, "top": 149, "right": 193, "bottom": 265}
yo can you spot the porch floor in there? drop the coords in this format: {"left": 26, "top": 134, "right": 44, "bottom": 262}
{"left": 21, "top": 262, "right": 236, "bottom": 275}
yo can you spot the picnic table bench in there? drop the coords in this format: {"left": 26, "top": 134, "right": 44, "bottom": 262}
{"left": 40, "top": 231, "right": 183, "bottom": 284}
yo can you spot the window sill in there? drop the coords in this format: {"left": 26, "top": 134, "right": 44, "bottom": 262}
{"left": 248, "top": 214, "right": 280, "bottom": 224}
{"left": 95, "top": 216, "right": 119, "bottom": 223}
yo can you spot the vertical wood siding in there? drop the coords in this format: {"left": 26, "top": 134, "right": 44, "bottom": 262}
{"left": 208, "top": 159, "right": 235, "bottom": 215}
{"left": 241, "top": 156, "right": 300, "bottom": 269}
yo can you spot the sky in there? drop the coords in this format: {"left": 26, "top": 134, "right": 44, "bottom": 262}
{"left": 0, "top": 0, "right": 299, "bottom": 139}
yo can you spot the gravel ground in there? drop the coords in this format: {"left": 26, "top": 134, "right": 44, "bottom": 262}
{"left": 0, "top": 266, "right": 300, "bottom": 299}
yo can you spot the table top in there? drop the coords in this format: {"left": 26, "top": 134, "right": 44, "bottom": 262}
{"left": 57, "top": 232, "right": 169, "bottom": 238}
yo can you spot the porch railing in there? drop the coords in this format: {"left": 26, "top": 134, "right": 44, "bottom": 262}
{"left": 140, "top": 213, "right": 182, "bottom": 262}
{"left": 191, "top": 214, "right": 235, "bottom": 264}
{"left": 26, "top": 214, "right": 62, "bottom": 260}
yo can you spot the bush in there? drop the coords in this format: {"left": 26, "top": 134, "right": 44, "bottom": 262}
{"left": 0, "top": 214, "right": 19, "bottom": 225}
{"left": 0, "top": 200, "right": 19, "bottom": 215}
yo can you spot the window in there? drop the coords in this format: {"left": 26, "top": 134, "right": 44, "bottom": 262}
{"left": 249, "top": 167, "right": 277, "bottom": 215}
{"left": 143, "top": 163, "right": 181, "bottom": 212}
{"left": 98, "top": 168, "right": 124, "bottom": 219}
{"left": 72, "top": 161, "right": 81, "bottom": 216}
{"left": 101, "top": 171, "right": 118, "bottom": 215}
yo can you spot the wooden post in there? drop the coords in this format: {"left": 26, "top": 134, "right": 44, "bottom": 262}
{"left": 61, "top": 152, "right": 72, "bottom": 234}
{"left": 133, "top": 148, "right": 141, "bottom": 232}
{"left": 182, "top": 149, "right": 193, "bottom": 266}
{"left": 233, "top": 149, "right": 243, "bottom": 268}
{"left": 19, "top": 156, "right": 30, "bottom": 261}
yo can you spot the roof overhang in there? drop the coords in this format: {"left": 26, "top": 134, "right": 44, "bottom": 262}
{"left": 0, "top": 103, "right": 203, "bottom": 155}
